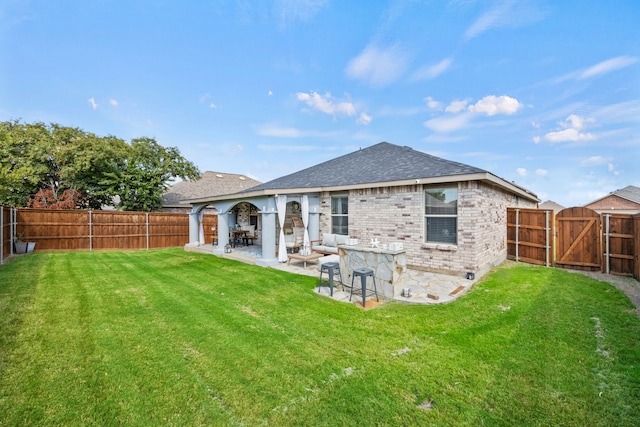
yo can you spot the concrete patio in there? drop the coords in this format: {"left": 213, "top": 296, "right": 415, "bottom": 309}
{"left": 186, "top": 243, "right": 476, "bottom": 307}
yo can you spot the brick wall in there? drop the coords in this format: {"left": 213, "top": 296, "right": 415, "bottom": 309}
{"left": 317, "top": 181, "right": 536, "bottom": 278}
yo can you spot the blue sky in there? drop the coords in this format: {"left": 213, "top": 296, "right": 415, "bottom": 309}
{"left": 1, "top": 0, "right": 639, "bottom": 206}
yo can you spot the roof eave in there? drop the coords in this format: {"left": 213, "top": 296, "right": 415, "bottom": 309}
{"left": 185, "top": 172, "right": 538, "bottom": 205}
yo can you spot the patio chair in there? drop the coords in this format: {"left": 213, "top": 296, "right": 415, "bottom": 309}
{"left": 285, "top": 219, "right": 304, "bottom": 253}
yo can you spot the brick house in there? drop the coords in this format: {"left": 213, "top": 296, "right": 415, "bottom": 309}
{"left": 186, "top": 142, "right": 538, "bottom": 279}
{"left": 584, "top": 185, "right": 640, "bottom": 214}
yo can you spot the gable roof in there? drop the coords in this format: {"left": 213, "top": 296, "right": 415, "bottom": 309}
{"left": 245, "top": 142, "right": 485, "bottom": 192}
{"left": 584, "top": 185, "right": 640, "bottom": 207}
{"left": 186, "top": 142, "right": 538, "bottom": 204}
{"left": 162, "top": 171, "right": 261, "bottom": 206}
{"left": 613, "top": 185, "right": 640, "bottom": 204}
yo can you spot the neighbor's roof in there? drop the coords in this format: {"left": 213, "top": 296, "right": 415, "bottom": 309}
{"left": 187, "top": 142, "right": 538, "bottom": 204}
{"left": 584, "top": 185, "right": 640, "bottom": 207}
{"left": 539, "top": 200, "right": 565, "bottom": 212}
{"left": 162, "top": 171, "right": 261, "bottom": 206}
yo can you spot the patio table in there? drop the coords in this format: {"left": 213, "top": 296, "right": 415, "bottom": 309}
{"left": 287, "top": 252, "right": 323, "bottom": 268}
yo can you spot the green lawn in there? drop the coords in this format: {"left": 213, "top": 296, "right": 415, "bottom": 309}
{"left": 1, "top": 249, "right": 639, "bottom": 426}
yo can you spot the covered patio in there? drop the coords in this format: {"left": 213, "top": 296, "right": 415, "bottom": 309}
{"left": 185, "top": 192, "right": 321, "bottom": 267}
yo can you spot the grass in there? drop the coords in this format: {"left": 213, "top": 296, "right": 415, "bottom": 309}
{"left": 1, "top": 249, "right": 639, "bottom": 426}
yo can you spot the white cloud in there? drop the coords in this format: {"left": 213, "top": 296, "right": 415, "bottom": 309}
{"left": 532, "top": 136, "right": 542, "bottom": 144}
{"left": 545, "top": 128, "right": 595, "bottom": 143}
{"left": 464, "top": 0, "right": 546, "bottom": 40}
{"left": 88, "top": 97, "right": 98, "bottom": 110}
{"left": 357, "top": 112, "right": 372, "bottom": 125}
{"left": 109, "top": 99, "right": 118, "bottom": 107}
{"left": 581, "top": 156, "right": 607, "bottom": 166}
{"left": 424, "top": 96, "right": 442, "bottom": 110}
{"left": 424, "top": 113, "right": 472, "bottom": 133}
{"left": 411, "top": 57, "right": 452, "bottom": 80}
{"left": 345, "top": 44, "right": 410, "bottom": 86}
{"left": 268, "top": 90, "right": 273, "bottom": 96}
{"left": 209, "top": 103, "right": 218, "bottom": 109}
{"left": 468, "top": 95, "right": 523, "bottom": 116}
{"left": 516, "top": 168, "right": 527, "bottom": 176}
{"left": 255, "top": 123, "right": 342, "bottom": 138}
{"left": 296, "top": 91, "right": 356, "bottom": 117}
{"left": 544, "top": 114, "right": 596, "bottom": 143}
{"left": 445, "top": 99, "right": 469, "bottom": 114}
{"left": 257, "top": 144, "right": 319, "bottom": 152}
{"left": 536, "top": 169, "right": 548, "bottom": 176}
{"left": 579, "top": 55, "right": 638, "bottom": 79}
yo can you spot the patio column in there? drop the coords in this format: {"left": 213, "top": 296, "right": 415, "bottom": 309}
{"left": 187, "top": 212, "right": 200, "bottom": 246}
{"left": 213, "top": 212, "right": 230, "bottom": 255}
{"left": 256, "top": 208, "right": 278, "bottom": 267}
{"left": 309, "top": 209, "right": 320, "bottom": 242}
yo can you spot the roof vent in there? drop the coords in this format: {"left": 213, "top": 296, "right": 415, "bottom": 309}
{"left": 239, "top": 176, "right": 245, "bottom": 180}
{"left": 216, "top": 174, "right": 223, "bottom": 178}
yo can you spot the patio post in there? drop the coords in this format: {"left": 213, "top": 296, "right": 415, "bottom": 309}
{"left": 213, "top": 212, "right": 230, "bottom": 255}
{"left": 256, "top": 208, "right": 278, "bottom": 267}
{"left": 187, "top": 211, "right": 200, "bottom": 246}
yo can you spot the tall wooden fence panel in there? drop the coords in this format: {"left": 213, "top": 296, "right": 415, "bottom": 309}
{"left": 508, "top": 207, "right": 639, "bottom": 280}
{"left": 507, "top": 208, "right": 554, "bottom": 266}
{"left": 8, "top": 208, "right": 217, "bottom": 253}
{"left": 603, "top": 214, "right": 635, "bottom": 276}
{"left": 1, "top": 206, "right": 11, "bottom": 263}
{"left": 635, "top": 214, "right": 640, "bottom": 280}
{"left": 555, "top": 207, "right": 602, "bottom": 271}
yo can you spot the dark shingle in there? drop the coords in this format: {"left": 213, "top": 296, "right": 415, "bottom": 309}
{"left": 245, "top": 142, "right": 486, "bottom": 192}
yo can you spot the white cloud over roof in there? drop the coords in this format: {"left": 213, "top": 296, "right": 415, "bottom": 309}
{"left": 345, "top": 44, "right": 410, "bottom": 86}
{"left": 296, "top": 91, "right": 356, "bottom": 117}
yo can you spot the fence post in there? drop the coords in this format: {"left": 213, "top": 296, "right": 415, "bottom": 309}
{"left": 604, "top": 214, "right": 610, "bottom": 274}
{"left": 545, "top": 210, "right": 550, "bottom": 267}
{"left": 10, "top": 208, "right": 16, "bottom": 256}
{"left": 89, "top": 210, "right": 93, "bottom": 252}
{"left": 0, "top": 206, "right": 3, "bottom": 265}
{"left": 146, "top": 212, "right": 150, "bottom": 250}
{"left": 515, "top": 209, "right": 520, "bottom": 262}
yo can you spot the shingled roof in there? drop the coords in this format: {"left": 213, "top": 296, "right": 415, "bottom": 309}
{"left": 163, "top": 171, "right": 261, "bottom": 206}
{"left": 244, "top": 142, "right": 487, "bottom": 192}
{"left": 613, "top": 185, "right": 640, "bottom": 204}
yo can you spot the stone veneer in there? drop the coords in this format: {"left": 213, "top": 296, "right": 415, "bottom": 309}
{"left": 317, "top": 181, "right": 536, "bottom": 280}
{"left": 339, "top": 245, "right": 407, "bottom": 298}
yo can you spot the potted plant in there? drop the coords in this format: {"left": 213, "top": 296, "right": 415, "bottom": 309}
{"left": 13, "top": 232, "right": 36, "bottom": 254}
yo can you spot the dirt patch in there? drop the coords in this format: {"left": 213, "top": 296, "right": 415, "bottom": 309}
{"left": 571, "top": 270, "right": 640, "bottom": 318}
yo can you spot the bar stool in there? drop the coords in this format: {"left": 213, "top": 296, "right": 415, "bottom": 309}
{"left": 318, "top": 262, "right": 343, "bottom": 296}
{"left": 350, "top": 268, "right": 379, "bottom": 307}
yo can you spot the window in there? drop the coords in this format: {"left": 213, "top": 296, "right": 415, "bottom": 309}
{"left": 425, "top": 186, "right": 458, "bottom": 244}
{"left": 331, "top": 195, "right": 348, "bottom": 235}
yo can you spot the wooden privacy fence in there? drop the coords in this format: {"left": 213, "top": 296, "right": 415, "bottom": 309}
{"left": 0, "top": 206, "right": 217, "bottom": 262}
{"left": 507, "top": 207, "right": 640, "bottom": 280}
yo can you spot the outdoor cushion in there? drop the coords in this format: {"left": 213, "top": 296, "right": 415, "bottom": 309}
{"left": 312, "top": 244, "right": 339, "bottom": 254}
{"left": 322, "top": 233, "right": 336, "bottom": 247}
{"left": 335, "top": 234, "right": 349, "bottom": 246}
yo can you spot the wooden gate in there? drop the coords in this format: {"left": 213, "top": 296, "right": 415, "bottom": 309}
{"left": 555, "top": 207, "right": 601, "bottom": 271}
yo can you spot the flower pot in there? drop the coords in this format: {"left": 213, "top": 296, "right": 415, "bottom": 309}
{"left": 14, "top": 242, "right": 28, "bottom": 253}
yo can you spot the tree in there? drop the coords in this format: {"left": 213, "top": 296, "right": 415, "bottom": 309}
{"left": 100, "top": 138, "right": 200, "bottom": 211}
{"left": 0, "top": 120, "right": 200, "bottom": 211}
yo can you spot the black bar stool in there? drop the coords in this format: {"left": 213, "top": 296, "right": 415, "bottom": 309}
{"left": 350, "top": 268, "right": 379, "bottom": 307}
{"left": 318, "top": 262, "right": 343, "bottom": 296}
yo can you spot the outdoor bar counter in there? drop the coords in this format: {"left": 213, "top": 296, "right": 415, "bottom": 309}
{"left": 338, "top": 244, "right": 407, "bottom": 299}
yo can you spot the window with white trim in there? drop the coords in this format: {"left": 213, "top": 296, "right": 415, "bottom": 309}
{"left": 331, "top": 195, "right": 348, "bottom": 235}
{"left": 425, "top": 186, "right": 458, "bottom": 244}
